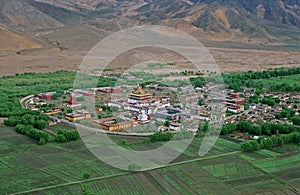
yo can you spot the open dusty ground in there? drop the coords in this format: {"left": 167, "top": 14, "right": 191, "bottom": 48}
{"left": 210, "top": 47, "right": 300, "bottom": 73}
{"left": 0, "top": 26, "right": 299, "bottom": 76}
{"left": 1, "top": 46, "right": 299, "bottom": 76}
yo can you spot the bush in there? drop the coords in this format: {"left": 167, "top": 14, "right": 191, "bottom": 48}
{"left": 83, "top": 173, "right": 91, "bottom": 179}
{"left": 199, "top": 121, "right": 209, "bottom": 132}
{"left": 39, "top": 138, "right": 46, "bottom": 145}
{"left": 4, "top": 113, "right": 49, "bottom": 129}
{"left": 149, "top": 132, "right": 174, "bottom": 143}
{"left": 221, "top": 123, "right": 237, "bottom": 135}
{"left": 237, "top": 121, "right": 252, "bottom": 132}
{"left": 241, "top": 141, "right": 260, "bottom": 152}
{"left": 15, "top": 124, "right": 49, "bottom": 142}
{"left": 56, "top": 134, "right": 67, "bottom": 142}
{"left": 35, "top": 120, "right": 47, "bottom": 130}
{"left": 242, "top": 132, "right": 300, "bottom": 152}
{"left": 292, "top": 116, "right": 300, "bottom": 125}
{"left": 56, "top": 130, "right": 80, "bottom": 142}
{"left": 249, "top": 125, "right": 262, "bottom": 136}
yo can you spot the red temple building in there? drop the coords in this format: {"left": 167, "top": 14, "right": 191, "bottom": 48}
{"left": 66, "top": 95, "right": 81, "bottom": 107}
{"left": 98, "top": 87, "right": 122, "bottom": 93}
{"left": 37, "top": 93, "right": 52, "bottom": 101}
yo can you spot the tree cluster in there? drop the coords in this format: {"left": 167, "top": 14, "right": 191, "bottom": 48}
{"left": 275, "top": 108, "right": 296, "bottom": 119}
{"left": 15, "top": 124, "right": 49, "bottom": 144}
{"left": 4, "top": 113, "right": 49, "bottom": 130}
{"left": 241, "top": 132, "right": 300, "bottom": 152}
{"left": 292, "top": 116, "right": 300, "bottom": 125}
{"left": 260, "top": 97, "right": 276, "bottom": 106}
{"left": 149, "top": 132, "right": 174, "bottom": 143}
{"left": 221, "top": 123, "right": 237, "bottom": 135}
{"left": 199, "top": 121, "right": 209, "bottom": 132}
{"left": 189, "top": 77, "right": 205, "bottom": 88}
{"left": 221, "top": 121, "right": 300, "bottom": 136}
{"left": 55, "top": 130, "right": 80, "bottom": 142}
{"left": 223, "top": 67, "right": 300, "bottom": 92}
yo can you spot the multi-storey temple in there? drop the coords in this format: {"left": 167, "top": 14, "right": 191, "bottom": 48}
{"left": 128, "top": 86, "right": 152, "bottom": 104}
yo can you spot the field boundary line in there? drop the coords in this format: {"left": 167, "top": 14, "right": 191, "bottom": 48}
{"left": 243, "top": 156, "right": 300, "bottom": 194}
{"left": 11, "top": 151, "right": 240, "bottom": 195}
{"left": 11, "top": 172, "right": 132, "bottom": 195}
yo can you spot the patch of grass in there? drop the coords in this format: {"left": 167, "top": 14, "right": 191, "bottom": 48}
{"left": 147, "top": 63, "right": 169, "bottom": 69}
{"left": 254, "top": 74, "right": 300, "bottom": 86}
{"left": 47, "top": 123, "right": 77, "bottom": 132}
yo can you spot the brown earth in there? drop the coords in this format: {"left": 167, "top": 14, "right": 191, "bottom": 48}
{"left": 0, "top": 25, "right": 299, "bottom": 76}
{"left": 1, "top": 45, "right": 299, "bottom": 76}
{"left": 0, "top": 27, "right": 42, "bottom": 51}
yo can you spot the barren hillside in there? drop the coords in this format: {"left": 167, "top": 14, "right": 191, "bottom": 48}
{"left": 0, "top": 27, "right": 42, "bottom": 51}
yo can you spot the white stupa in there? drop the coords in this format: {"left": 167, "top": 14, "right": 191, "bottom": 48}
{"left": 29, "top": 99, "right": 35, "bottom": 105}
{"left": 137, "top": 110, "right": 150, "bottom": 123}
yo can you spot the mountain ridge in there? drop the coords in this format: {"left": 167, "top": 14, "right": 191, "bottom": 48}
{"left": 0, "top": 0, "right": 299, "bottom": 50}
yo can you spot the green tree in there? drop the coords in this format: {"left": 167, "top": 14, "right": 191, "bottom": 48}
{"left": 35, "top": 120, "right": 47, "bottom": 130}
{"left": 56, "top": 134, "right": 67, "bottom": 142}
{"left": 202, "top": 122, "right": 209, "bottom": 132}
{"left": 198, "top": 98, "right": 205, "bottom": 106}
{"left": 164, "top": 120, "right": 170, "bottom": 127}
{"left": 241, "top": 141, "right": 260, "bottom": 152}
{"left": 83, "top": 173, "right": 91, "bottom": 180}
{"left": 39, "top": 138, "right": 46, "bottom": 145}
{"left": 122, "top": 139, "right": 128, "bottom": 146}
{"left": 292, "top": 116, "right": 300, "bottom": 125}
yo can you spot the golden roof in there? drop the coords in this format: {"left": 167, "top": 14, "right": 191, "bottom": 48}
{"left": 130, "top": 86, "right": 151, "bottom": 97}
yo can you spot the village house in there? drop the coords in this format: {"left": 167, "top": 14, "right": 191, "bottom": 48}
{"left": 43, "top": 108, "right": 62, "bottom": 115}
{"left": 169, "top": 123, "right": 183, "bottom": 131}
{"left": 98, "top": 87, "right": 122, "bottom": 94}
{"left": 65, "top": 110, "right": 91, "bottom": 122}
{"left": 93, "top": 117, "right": 137, "bottom": 131}
{"left": 158, "top": 126, "right": 169, "bottom": 132}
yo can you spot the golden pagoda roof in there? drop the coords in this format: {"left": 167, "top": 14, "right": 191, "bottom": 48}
{"left": 131, "top": 86, "right": 150, "bottom": 96}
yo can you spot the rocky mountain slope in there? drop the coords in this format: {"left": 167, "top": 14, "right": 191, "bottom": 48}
{"left": 0, "top": 0, "right": 299, "bottom": 50}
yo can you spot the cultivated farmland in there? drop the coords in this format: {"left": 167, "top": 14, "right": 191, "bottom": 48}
{"left": 1, "top": 124, "right": 299, "bottom": 194}
{"left": 31, "top": 154, "right": 299, "bottom": 194}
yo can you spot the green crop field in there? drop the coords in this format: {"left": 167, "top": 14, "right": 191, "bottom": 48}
{"left": 124, "top": 136, "right": 241, "bottom": 163}
{"left": 0, "top": 125, "right": 124, "bottom": 194}
{"left": 37, "top": 154, "right": 298, "bottom": 195}
{"left": 1, "top": 124, "right": 299, "bottom": 194}
{"left": 254, "top": 74, "right": 300, "bottom": 86}
{"left": 252, "top": 151, "right": 300, "bottom": 190}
